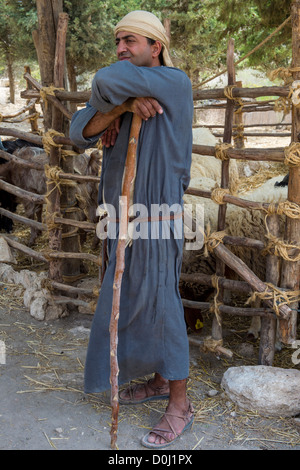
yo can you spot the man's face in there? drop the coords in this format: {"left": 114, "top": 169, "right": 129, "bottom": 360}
{"left": 116, "top": 31, "right": 159, "bottom": 67}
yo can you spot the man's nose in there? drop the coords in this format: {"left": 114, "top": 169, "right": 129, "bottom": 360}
{"left": 117, "top": 40, "right": 128, "bottom": 55}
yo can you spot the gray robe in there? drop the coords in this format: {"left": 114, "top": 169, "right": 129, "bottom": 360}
{"left": 70, "top": 61, "right": 193, "bottom": 393}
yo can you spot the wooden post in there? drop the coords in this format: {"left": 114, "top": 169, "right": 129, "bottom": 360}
{"left": 211, "top": 38, "right": 235, "bottom": 342}
{"left": 259, "top": 215, "right": 280, "bottom": 365}
{"left": 24, "top": 66, "right": 39, "bottom": 134}
{"left": 50, "top": 13, "right": 82, "bottom": 284}
{"left": 233, "top": 81, "right": 245, "bottom": 149}
{"left": 279, "top": 1, "right": 300, "bottom": 344}
{"left": 33, "top": 0, "right": 63, "bottom": 129}
{"left": 163, "top": 18, "right": 171, "bottom": 43}
{"left": 47, "top": 11, "right": 68, "bottom": 283}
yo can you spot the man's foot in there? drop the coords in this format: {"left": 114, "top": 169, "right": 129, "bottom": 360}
{"left": 141, "top": 401, "right": 194, "bottom": 448}
{"left": 119, "top": 378, "right": 170, "bottom": 405}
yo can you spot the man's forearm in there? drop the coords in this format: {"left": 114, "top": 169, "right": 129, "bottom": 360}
{"left": 82, "top": 97, "right": 163, "bottom": 138}
{"left": 82, "top": 102, "right": 128, "bottom": 138}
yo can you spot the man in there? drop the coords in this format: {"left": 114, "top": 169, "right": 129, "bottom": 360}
{"left": 70, "top": 10, "right": 194, "bottom": 449}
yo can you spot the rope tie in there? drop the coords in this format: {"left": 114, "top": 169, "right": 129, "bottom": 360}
{"left": 44, "top": 165, "right": 63, "bottom": 231}
{"left": 262, "top": 201, "right": 300, "bottom": 219}
{"left": 246, "top": 283, "right": 300, "bottom": 317}
{"left": 273, "top": 96, "right": 292, "bottom": 115}
{"left": 45, "top": 211, "right": 62, "bottom": 232}
{"left": 224, "top": 85, "right": 244, "bottom": 114}
{"left": 45, "top": 165, "right": 63, "bottom": 194}
{"left": 224, "top": 85, "right": 236, "bottom": 100}
{"left": 269, "top": 67, "right": 300, "bottom": 84}
{"left": 27, "top": 112, "right": 40, "bottom": 123}
{"left": 61, "top": 149, "right": 80, "bottom": 159}
{"left": 211, "top": 187, "right": 230, "bottom": 205}
{"left": 284, "top": 142, "right": 300, "bottom": 167}
{"left": 202, "top": 336, "right": 224, "bottom": 353}
{"left": 203, "top": 225, "right": 227, "bottom": 257}
{"left": 263, "top": 232, "right": 300, "bottom": 262}
{"left": 215, "top": 143, "right": 232, "bottom": 161}
{"left": 210, "top": 273, "right": 222, "bottom": 326}
{"left": 42, "top": 129, "right": 64, "bottom": 155}
{"left": 42, "top": 248, "right": 60, "bottom": 261}
{"left": 233, "top": 124, "right": 246, "bottom": 143}
{"left": 40, "top": 85, "right": 64, "bottom": 109}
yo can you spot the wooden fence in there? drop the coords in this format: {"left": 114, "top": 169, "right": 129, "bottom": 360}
{"left": 0, "top": 10, "right": 299, "bottom": 366}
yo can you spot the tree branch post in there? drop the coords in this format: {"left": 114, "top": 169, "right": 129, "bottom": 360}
{"left": 109, "top": 114, "right": 142, "bottom": 450}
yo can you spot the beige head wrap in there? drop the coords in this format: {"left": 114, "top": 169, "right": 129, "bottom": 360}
{"left": 114, "top": 10, "right": 173, "bottom": 67}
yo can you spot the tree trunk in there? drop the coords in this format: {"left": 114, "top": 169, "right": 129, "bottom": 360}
{"left": 67, "top": 61, "right": 78, "bottom": 114}
{"left": 6, "top": 50, "right": 15, "bottom": 104}
{"left": 33, "top": 0, "right": 63, "bottom": 129}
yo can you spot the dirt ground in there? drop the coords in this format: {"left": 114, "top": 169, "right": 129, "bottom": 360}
{"left": 1, "top": 83, "right": 300, "bottom": 453}
{"left": 1, "top": 300, "right": 300, "bottom": 452}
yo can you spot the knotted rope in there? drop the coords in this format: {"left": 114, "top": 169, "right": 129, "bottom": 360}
{"left": 203, "top": 225, "right": 227, "bottom": 257}
{"left": 215, "top": 143, "right": 232, "bottom": 161}
{"left": 211, "top": 187, "right": 231, "bottom": 205}
{"left": 42, "top": 129, "right": 64, "bottom": 155}
{"left": 202, "top": 336, "right": 224, "bottom": 353}
{"left": 263, "top": 232, "right": 300, "bottom": 262}
{"left": 284, "top": 142, "right": 300, "bottom": 167}
{"left": 40, "top": 85, "right": 64, "bottom": 109}
{"left": 224, "top": 85, "right": 244, "bottom": 114}
{"left": 209, "top": 273, "right": 222, "bottom": 326}
{"left": 263, "top": 201, "right": 300, "bottom": 219}
{"left": 246, "top": 283, "right": 300, "bottom": 317}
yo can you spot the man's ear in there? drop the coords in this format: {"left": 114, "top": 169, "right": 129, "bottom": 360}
{"left": 151, "top": 40, "right": 162, "bottom": 59}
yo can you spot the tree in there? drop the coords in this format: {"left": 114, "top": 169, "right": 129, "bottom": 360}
{"left": 0, "top": 0, "right": 295, "bottom": 96}
{"left": 214, "top": 0, "right": 292, "bottom": 72}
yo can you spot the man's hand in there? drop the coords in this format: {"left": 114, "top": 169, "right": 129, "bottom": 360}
{"left": 125, "top": 97, "right": 163, "bottom": 121}
{"left": 101, "top": 118, "right": 121, "bottom": 148}
{"left": 100, "top": 97, "right": 163, "bottom": 148}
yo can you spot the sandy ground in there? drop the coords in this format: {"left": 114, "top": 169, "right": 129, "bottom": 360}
{"left": 1, "top": 83, "right": 300, "bottom": 454}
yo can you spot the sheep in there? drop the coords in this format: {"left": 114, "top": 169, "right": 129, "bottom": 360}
{"left": 0, "top": 139, "right": 101, "bottom": 246}
{"left": 191, "top": 127, "right": 240, "bottom": 191}
{"left": 182, "top": 173, "right": 289, "bottom": 344}
{"left": 183, "top": 127, "right": 289, "bottom": 344}
{"left": 0, "top": 139, "right": 42, "bottom": 233}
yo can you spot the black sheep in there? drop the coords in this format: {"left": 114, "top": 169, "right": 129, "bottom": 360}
{"left": 0, "top": 139, "right": 43, "bottom": 233}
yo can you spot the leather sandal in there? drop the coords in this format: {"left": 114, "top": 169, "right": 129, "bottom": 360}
{"left": 141, "top": 402, "right": 194, "bottom": 449}
{"left": 119, "top": 379, "right": 170, "bottom": 405}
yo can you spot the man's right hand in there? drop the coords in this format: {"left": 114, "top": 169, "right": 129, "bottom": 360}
{"left": 125, "top": 97, "right": 163, "bottom": 120}
{"left": 84, "top": 97, "right": 163, "bottom": 145}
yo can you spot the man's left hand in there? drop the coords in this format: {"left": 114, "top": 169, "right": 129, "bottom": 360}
{"left": 101, "top": 118, "right": 121, "bottom": 148}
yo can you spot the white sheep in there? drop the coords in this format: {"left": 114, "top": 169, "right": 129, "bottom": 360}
{"left": 182, "top": 167, "right": 289, "bottom": 344}
{"left": 191, "top": 127, "right": 240, "bottom": 189}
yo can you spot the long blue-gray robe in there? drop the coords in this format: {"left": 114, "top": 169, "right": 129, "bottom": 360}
{"left": 70, "top": 61, "right": 193, "bottom": 393}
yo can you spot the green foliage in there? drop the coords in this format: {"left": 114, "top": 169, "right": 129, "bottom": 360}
{"left": 0, "top": 0, "right": 37, "bottom": 63}
{"left": 0, "top": 0, "right": 295, "bottom": 87}
{"left": 214, "top": 0, "right": 292, "bottom": 72}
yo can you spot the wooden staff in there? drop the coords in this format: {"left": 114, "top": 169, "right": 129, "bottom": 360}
{"left": 109, "top": 114, "right": 142, "bottom": 450}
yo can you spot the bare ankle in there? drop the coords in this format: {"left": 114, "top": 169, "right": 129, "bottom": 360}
{"left": 153, "top": 373, "right": 169, "bottom": 388}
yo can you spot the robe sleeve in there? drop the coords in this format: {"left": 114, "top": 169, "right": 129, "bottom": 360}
{"left": 69, "top": 102, "right": 105, "bottom": 148}
{"left": 89, "top": 61, "right": 191, "bottom": 114}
